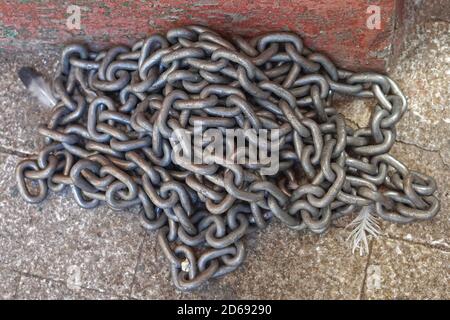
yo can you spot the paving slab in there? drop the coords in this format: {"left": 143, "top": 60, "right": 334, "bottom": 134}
{"left": 392, "top": 21, "right": 450, "bottom": 166}
{"left": 364, "top": 238, "right": 449, "bottom": 299}
{"left": 0, "top": 153, "right": 145, "bottom": 297}
{"left": 131, "top": 224, "right": 369, "bottom": 299}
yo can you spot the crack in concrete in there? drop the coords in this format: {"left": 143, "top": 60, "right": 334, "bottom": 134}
{"left": 13, "top": 273, "right": 22, "bottom": 300}
{"left": 396, "top": 139, "right": 440, "bottom": 153}
{"left": 128, "top": 232, "right": 147, "bottom": 299}
{"left": 438, "top": 153, "right": 450, "bottom": 169}
{"left": 342, "top": 115, "right": 362, "bottom": 130}
{"left": 9, "top": 268, "right": 131, "bottom": 299}
{"left": 358, "top": 238, "right": 374, "bottom": 300}
{"left": 381, "top": 233, "right": 450, "bottom": 253}
{"left": 396, "top": 140, "right": 450, "bottom": 169}
{"left": 0, "top": 146, "right": 34, "bottom": 158}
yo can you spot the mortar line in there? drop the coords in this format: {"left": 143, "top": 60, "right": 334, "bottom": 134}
{"left": 358, "top": 238, "right": 374, "bottom": 300}
{"left": 10, "top": 268, "right": 130, "bottom": 299}
{"left": 436, "top": 151, "right": 450, "bottom": 169}
{"left": 396, "top": 139, "right": 441, "bottom": 153}
{"left": 128, "top": 231, "right": 147, "bottom": 299}
{"left": 380, "top": 233, "right": 450, "bottom": 253}
{"left": 0, "top": 146, "right": 34, "bottom": 158}
{"left": 328, "top": 205, "right": 448, "bottom": 253}
{"left": 13, "top": 273, "right": 22, "bottom": 299}
{"left": 396, "top": 139, "right": 450, "bottom": 170}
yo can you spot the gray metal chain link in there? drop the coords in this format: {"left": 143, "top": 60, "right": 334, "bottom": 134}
{"left": 15, "top": 25, "right": 440, "bottom": 291}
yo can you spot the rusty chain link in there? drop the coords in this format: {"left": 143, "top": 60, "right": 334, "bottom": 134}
{"left": 15, "top": 25, "right": 440, "bottom": 290}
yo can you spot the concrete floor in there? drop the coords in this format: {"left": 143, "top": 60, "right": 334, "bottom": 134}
{"left": 0, "top": 18, "right": 448, "bottom": 299}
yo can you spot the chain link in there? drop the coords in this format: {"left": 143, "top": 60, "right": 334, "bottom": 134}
{"left": 15, "top": 25, "right": 440, "bottom": 291}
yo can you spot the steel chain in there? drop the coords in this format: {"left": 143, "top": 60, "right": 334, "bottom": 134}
{"left": 15, "top": 26, "right": 440, "bottom": 290}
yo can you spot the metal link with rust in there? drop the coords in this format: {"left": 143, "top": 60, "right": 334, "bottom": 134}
{"left": 15, "top": 25, "right": 440, "bottom": 291}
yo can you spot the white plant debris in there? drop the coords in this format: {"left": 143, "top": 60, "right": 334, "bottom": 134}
{"left": 346, "top": 205, "right": 381, "bottom": 256}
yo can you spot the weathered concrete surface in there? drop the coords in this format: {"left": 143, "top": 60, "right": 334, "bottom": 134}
{"left": 364, "top": 238, "right": 449, "bottom": 299}
{"left": 0, "top": 48, "right": 60, "bottom": 155}
{"left": 0, "top": 268, "right": 20, "bottom": 299}
{"left": 0, "top": 153, "right": 145, "bottom": 297}
{"left": 131, "top": 226, "right": 367, "bottom": 299}
{"left": 0, "top": 4, "right": 448, "bottom": 300}
{"left": 15, "top": 275, "right": 124, "bottom": 300}
{"left": 392, "top": 22, "right": 450, "bottom": 166}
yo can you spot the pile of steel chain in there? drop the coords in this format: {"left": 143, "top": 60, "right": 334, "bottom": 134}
{"left": 15, "top": 25, "right": 440, "bottom": 290}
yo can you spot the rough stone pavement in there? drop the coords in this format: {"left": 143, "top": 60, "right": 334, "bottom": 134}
{"left": 0, "top": 18, "right": 448, "bottom": 300}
